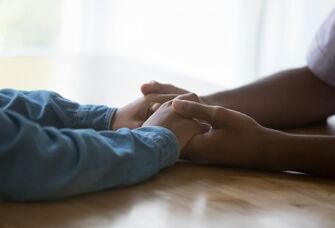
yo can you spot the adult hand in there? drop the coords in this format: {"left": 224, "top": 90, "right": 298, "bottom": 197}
{"left": 141, "top": 81, "right": 209, "bottom": 105}
{"left": 110, "top": 93, "right": 177, "bottom": 130}
{"left": 172, "top": 99, "right": 272, "bottom": 168}
{"left": 141, "top": 81, "right": 190, "bottom": 96}
{"left": 143, "top": 93, "right": 209, "bottom": 152}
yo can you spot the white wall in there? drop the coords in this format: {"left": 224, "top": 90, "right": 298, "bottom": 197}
{"left": 79, "top": 0, "right": 335, "bottom": 87}
{"left": 1, "top": 0, "right": 335, "bottom": 88}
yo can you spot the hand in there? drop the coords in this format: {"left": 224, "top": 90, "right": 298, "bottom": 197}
{"left": 110, "top": 93, "right": 177, "bottom": 130}
{"left": 172, "top": 99, "right": 272, "bottom": 168}
{"left": 141, "top": 81, "right": 190, "bottom": 96}
{"left": 143, "top": 93, "right": 209, "bottom": 152}
{"left": 141, "top": 81, "right": 209, "bottom": 104}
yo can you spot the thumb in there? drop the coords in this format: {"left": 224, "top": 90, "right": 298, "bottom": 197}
{"left": 172, "top": 100, "right": 230, "bottom": 128}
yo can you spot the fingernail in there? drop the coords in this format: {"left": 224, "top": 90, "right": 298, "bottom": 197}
{"left": 151, "top": 103, "right": 161, "bottom": 111}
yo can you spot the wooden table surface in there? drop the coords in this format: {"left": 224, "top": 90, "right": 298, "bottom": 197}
{"left": 0, "top": 57, "right": 335, "bottom": 228}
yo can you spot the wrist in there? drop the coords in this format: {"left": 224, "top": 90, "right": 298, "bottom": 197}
{"left": 262, "top": 128, "right": 291, "bottom": 171}
{"left": 200, "top": 91, "right": 232, "bottom": 107}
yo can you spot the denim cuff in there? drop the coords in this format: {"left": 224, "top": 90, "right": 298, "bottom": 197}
{"left": 133, "top": 126, "right": 180, "bottom": 169}
{"left": 74, "top": 105, "right": 117, "bottom": 131}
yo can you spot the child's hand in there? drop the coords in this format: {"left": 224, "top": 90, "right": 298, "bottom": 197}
{"left": 110, "top": 93, "right": 177, "bottom": 130}
{"left": 142, "top": 93, "right": 209, "bottom": 152}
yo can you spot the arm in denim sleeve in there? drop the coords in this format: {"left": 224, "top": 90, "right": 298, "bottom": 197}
{"left": 0, "top": 89, "right": 115, "bottom": 130}
{"left": 0, "top": 110, "right": 179, "bottom": 201}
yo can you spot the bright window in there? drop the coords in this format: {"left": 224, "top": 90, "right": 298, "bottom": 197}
{"left": 1, "top": 0, "right": 335, "bottom": 88}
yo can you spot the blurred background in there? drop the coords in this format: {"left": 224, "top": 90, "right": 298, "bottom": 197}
{"left": 1, "top": 0, "right": 335, "bottom": 105}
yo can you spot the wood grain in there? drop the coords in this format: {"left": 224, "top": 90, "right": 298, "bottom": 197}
{"left": 0, "top": 161, "right": 335, "bottom": 228}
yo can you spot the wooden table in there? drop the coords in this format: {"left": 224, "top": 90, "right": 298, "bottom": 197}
{"left": 0, "top": 57, "right": 335, "bottom": 228}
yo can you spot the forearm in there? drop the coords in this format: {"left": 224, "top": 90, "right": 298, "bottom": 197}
{"left": 261, "top": 129, "right": 335, "bottom": 177}
{"left": 0, "top": 110, "right": 178, "bottom": 201}
{"left": 0, "top": 89, "right": 115, "bottom": 130}
{"left": 202, "top": 67, "right": 335, "bottom": 128}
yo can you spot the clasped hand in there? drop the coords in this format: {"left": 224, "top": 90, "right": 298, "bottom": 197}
{"left": 110, "top": 92, "right": 210, "bottom": 155}
{"left": 139, "top": 81, "right": 271, "bottom": 167}
{"left": 111, "top": 81, "right": 270, "bottom": 166}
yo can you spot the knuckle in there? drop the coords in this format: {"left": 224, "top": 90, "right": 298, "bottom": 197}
{"left": 211, "top": 106, "right": 223, "bottom": 121}
{"left": 188, "top": 92, "right": 198, "bottom": 99}
{"left": 177, "top": 92, "right": 198, "bottom": 101}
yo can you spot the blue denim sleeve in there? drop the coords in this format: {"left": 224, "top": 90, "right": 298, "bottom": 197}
{"left": 0, "top": 110, "right": 179, "bottom": 201}
{"left": 0, "top": 89, "right": 115, "bottom": 130}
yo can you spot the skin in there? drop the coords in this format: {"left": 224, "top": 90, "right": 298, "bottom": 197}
{"left": 173, "top": 100, "right": 335, "bottom": 177}
{"left": 141, "top": 67, "right": 335, "bottom": 128}
{"left": 110, "top": 93, "right": 177, "bottom": 130}
{"left": 143, "top": 93, "right": 208, "bottom": 150}
{"left": 140, "top": 66, "right": 335, "bottom": 177}
{"left": 111, "top": 92, "right": 207, "bottom": 152}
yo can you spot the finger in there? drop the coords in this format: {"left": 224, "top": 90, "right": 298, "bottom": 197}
{"left": 140, "top": 81, "right": 157, "bottom": 95}
{"left": 172, "top": 100, "right": 216, "bottom": 122}
{"left": 150, "top": 103, "right": 161, "bottom": 112}
{"left": 172, "top": 100, "right": 231, "bottom": 128}
{"left": 150, "top": 94, "right": 177, "bottom": 103}
{"left": 146, "top": 103, "right": 161, "bottom": 117}
{"left": 146, "top": 102, "right": 163, "bottom": 118}
{"left": 144, "top": 94, "right": 177, "bottom": 119}
{"left": 197, "top": 121, "right": 211, "bottom": 133}
{"left": 175, "top": 93, "right": 200, "bottom": 103}
{"left": 174, "top": 93, "right": 211, "bottom": 128}
{"left": 141, "top": 81, "right": 189, "bottom": 95}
